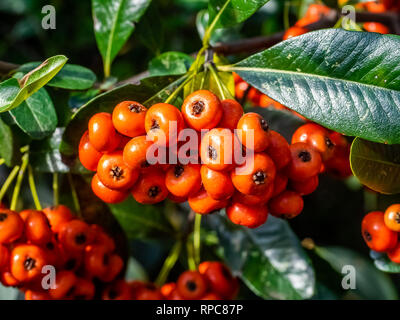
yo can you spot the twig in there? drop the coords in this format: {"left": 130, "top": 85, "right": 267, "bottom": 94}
{"left": 155, "top": 241, "right": 182, "bottom": 287}
{"left": 28, "top": 165, "right": 42, "bottom": 211}
{"left": 0, "top": 61, "right": 19, "bottom": 76}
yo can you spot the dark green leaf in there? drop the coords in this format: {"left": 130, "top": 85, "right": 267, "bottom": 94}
{"left": 92, "top": 0, "right": 151, "bottom": 75}
{"left": 315, "top": 246, "right": 398, "bottom": 299}
{"left": 206, "top": 213, "right": 315, "bottom": 300}
{"left": 18, "top": 63, "right": 96, "bottom": 90}
{"left": 228, "top": 29, "right": 400, "bottom": 144}
{"left": 208, "top": 0, "right": 270, "bottom": 29}
{"left": 109, "top": 197, "right": 174, "bottom": 239}
{"left": 149, "top": 52, "right": 194, "bottom": 77}
{"left": 0, "top": 117, "right": 21, "bottom": 166}
{"left": 136, "top": 3, "right": 164, "bottom": 55}
{"left": 29, "top": 128, "right": 69, "bottom": 173}
{"left": 350, "top": 138, "right": 400, "bottom": 194}
{"left": 8, "top": 88, "right": 57, "bottom": 140}
{"left": 0, "top": 55, "right": 67, "bottom": 112}
{"left": 370, "top": 250, "right": 400, "bottom": 273}
{"left": 60, "top": 75, "right": 182, "bottom": 158}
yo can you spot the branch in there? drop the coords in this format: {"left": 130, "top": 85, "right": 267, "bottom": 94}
{"left": 0, "top": 61, "right": 19, "bottom": 76}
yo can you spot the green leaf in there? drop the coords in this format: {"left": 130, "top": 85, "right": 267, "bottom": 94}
{"left": 315, "top": 246, "right": 398, "bottom": 300}
{"left": 60, "top": 75, "right": 182, "bottom": 158}
{"left": 208, "top": 0, "right": 270, "bottom": 29}
{"left": 196, "top": 9, "right": 241, "bottom": 45}
{"left": 18, "top": 63, "right": 96, "bottom": 90}
{"left": 149, "top": 52, "right": 194, "bottom": 77}
{"left": 8, "top": 88, "right": 57, "bottom": 140}
{"left": 92, "top": 0, "right": 151, "bottom": 76}
{"left": 350, "top": 138, "right": 400, "bottom": 194}
{"left": 228, "top": 29, "right": 400, "bottom": 144}
{"left": 0, "top": 78, "right": 20, "bottom": 110}
{"left": 0, "top": 116, "right": 21, "bottom": 166}
{"left": 206, "top": 213, "right": 315, "bottom": 300}
{"left": 29, "top": 128, "right": 69, "bottom": 173}
{"left": 0, "top": 55, "right": 67, "bottom": 112}
{"left": 183, "top": 70, "right": 235, "bottom": 100}
{"left": 370, "top": 250, "right": 400, "bottom": 273}
{"left": 109, "top": 197, "right": 174, "bottom": 239}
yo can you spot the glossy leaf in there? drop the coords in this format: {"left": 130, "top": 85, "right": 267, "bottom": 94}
{"left": 208, "top": 0, "right": 270, "bottom": 29}
{"left": 370, "top": 250, "right": 400, "bottom": 273}
{"left": 0, "top": 55, "right": 67, "bottom": 112}
{"left": 350, "top": 138, "right": 400, "bottom": 194}
{"left": 92, "top": 0, "right": 151, "bottom": 75}
{"left": 206, "top": 213, "right": 315, "bottom": 300}
{"left": 17, "top": 63, "right": 96, "bottom": 90}
{"left": 0, "top": 117, "right": 21, "bottom": 166}
{"left": 8, "top": 88, "right": 57, "bottom": 140}
{"left": 315, "top": 246, "right": 398, "bottom": 299}
{"left": 29, "top": 128, "right": 69, "bottom": 173}
{"left": 0, "top": 78, "right": 20, "bottom": 110}
{"left": 109, "top": 197, "right": 174, "bottom": 239}
{"left": 60, "top": 75, "right": 182, "bottom": 158}
{"left": 149, "top": 52, "right": 194, "bottom": 77}
{"left": 228, "top": 29, "right": 400, "bottom": 144}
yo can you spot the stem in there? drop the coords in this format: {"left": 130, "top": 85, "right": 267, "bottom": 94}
{"left": 67, "top": 173, "right": 81, "bottom": 216}
{"left": 164, "top": 73, "right": 195, "bottom": 105}
{"left": 10, "top": 154, "right": 29, "bottom": 211}
{"left": 53, "top": 172, "right": 59, "bottom": 207}
{"left": 0, "top": 159, "right": 5, "bottom": 166}
{"left": 104, "top": 61, "right": 111, "bottom": 79}
{"left": 199, "top": 69, "right": 209, "bottom": 90}
{"left": 186, "top": 240, "right": 197, "bottom": 271}
{"left": 208, "top": 63, "right": 227, "bottom": 100}
{"left": 155, "top": 241, "right": 182, "bottom": 287}
{"left": 284, "top": 1, "right": 291, "bottom": 30}
{"left": 0, "top": 166, "right": 20, "bottom": 203}
{"left": 20, "top": 145, "right": 29, "bottom": 154}
{"left": 190, "top": 47, "right": 207, "bottom": 93}
{"left": 203, "top": 0, "right": 231, "bottom": 46}
{"left": 194, "top": 214, "right": 202, "bottom": 266}
{"left": 28, "top": 165, "right": 42, "bottom": 211}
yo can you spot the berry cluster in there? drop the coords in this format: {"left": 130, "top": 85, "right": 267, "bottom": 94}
{"left": 233, "top": 72, "right": 306, "bottom": 120}
{"left": 79, "top": 89, "right": 351, "bottom": 228}
{"left": 362, "top": 204, "right": 400, "bottom": 263}
{"left": 291, "top": 123, "right": 351, "bottom": 179}
{"left": 0, "top": 204, "right": 124, "bottom": 300}
{"left": 161, "top": 261, "right": 238, "bottom": 300}
{"left": 91, "top": 261, "right": 237, "bottom": 300}
{"left": 282, "top": 1, "right": 396, "bottom": 40}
